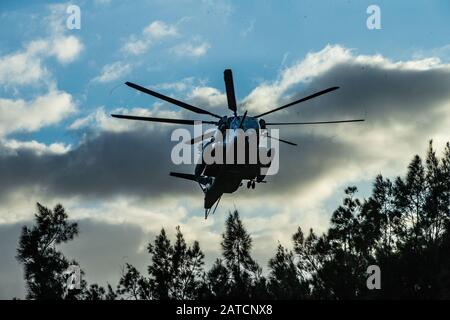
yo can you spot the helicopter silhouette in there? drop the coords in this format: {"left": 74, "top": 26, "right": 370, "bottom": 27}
{"left": 112, "top": 69, "right": 364, "bottom": 219}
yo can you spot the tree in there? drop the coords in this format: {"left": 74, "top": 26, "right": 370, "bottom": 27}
{"left": 16, "top": 203, "right": 82, "bottom": 299}
{"left": 83, "top": 283, "right": 116, "bottom": 300}
{"left": 117, "top": 263, "right": 151, "bottom": 300}
{"left": 219, "top": 210, "right": 264, "bottom": 298}
{"left": 147, "top": 228, "right": 173, "bottom": 300}
{"left": 206, "top": 258, "right": 232, "bottom": 298}
{"left": 171, "top": 226, "right": 205, "bottom": 299}
{"left": 267, "top": 244, "right": 307, "bottom": 299}
{"left": 290, "top": 140, "right": 450, "bottom": 299}
{"left": 119, "top": 226, "right": 207, "bottom": 300}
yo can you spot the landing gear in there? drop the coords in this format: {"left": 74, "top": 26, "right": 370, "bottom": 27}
{"left": 247, "top": 180, "right": 256, "bottom": 189}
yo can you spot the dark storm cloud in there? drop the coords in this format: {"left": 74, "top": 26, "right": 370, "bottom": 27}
{"left": 1, "top": 55, "right": 450, "bottom": 200}
{"left": 246, "top": 60, "right": 450, "bottom": 194}
{"left": 291, "top": 63, "right": 450, "bottom": 121}
{"left": 0, "top": 128, "right": 198, "bottom": 200}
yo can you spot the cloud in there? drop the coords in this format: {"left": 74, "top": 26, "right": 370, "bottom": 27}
{"left": 143, "top": 21, "right": 178, "bottom": 40}
{"left": 3, "top": 140, "right": 71, "bottom": 156}
{"left": 188, "top": 86, "right": 227, "bottom": 109}
{"left": 50, "top": 36, "right": 84, "bottom": 64}
{"left": 0, "top": 40, "right": 49, "bottom": 87}
{"left": 1, "top": 45, "right": 450, "bottom": 271}
{"left": 69, "top": 106, "right": 185, "bottom": 132}
{"left": 0, "top": 37, "right": 84, "bottom": 86}
{"left": 170, "top": 41, "right": 210, "bottom": 58}
{"left": 44, "top": 4, "right": 84, "bottom": 63}
{"left": 121, "top": 20, "right": 178, "bottom": 56}
{"left": 0, "top": 88, "right": 76, "bottom": 137}
{"left": 152, "top": 77, "right": 196, "bottom": 92}
{"left": 0, "top": 125, "right": 196, "bottom": 202}
{"left": 99, "top": 20, "right": 179, "bottom": 81}
{"left": 121, "top": 38, "right": 149, "bottom": 56}
{"left": 0, "top": 37, "right": 83, "bottom": 87}
{"left": 0, "top": 5, "right": 83, "bottom": 87}
{"left": 3, "top": 45, "right": 450, "bottom": 204}
{"left": 92, "top": 61, "right": 133, "bottom": 83}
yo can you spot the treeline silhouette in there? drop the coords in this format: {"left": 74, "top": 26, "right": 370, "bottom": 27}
{"left": 16, "top": 141, "right": 450, "bottom": 299}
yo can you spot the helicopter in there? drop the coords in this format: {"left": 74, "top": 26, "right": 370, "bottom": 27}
{"left": 111, "top": 69, "right": 364, "bottom": 219}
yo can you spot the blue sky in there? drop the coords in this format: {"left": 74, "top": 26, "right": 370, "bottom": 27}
{"left": 1, "top": 0, "right": 450, "bottom": 298}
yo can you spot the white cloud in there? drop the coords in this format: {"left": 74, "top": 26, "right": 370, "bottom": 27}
{"left": 69, "top": 107, "right": 139, "bottom": 132}
{"left": 188, "top": 86, "right": 226, "bottom": 109}
{"left": 0, "top": 88, "right": 76, "bottom": 136}
{"left": 50, "top": 36, "right": 84, "bottom": 64}
{"left": 152, "top": 77, "right": 196, "bottom": 92}
{"left": 44, "top": 3, "right": 84, "bottom": 62}
{"left": 143, "top": 21, "right": 178, "bottom": 40}
{"left": 171, "top": 41, "right": 210, "bottom": 58}
{"left": 121, "top": 37, "right": 149, "bottom": 55}
{"left": 69, "top": 105, "right": 182, "bottom": 133}
{"left": 92, "top": 61, "right": 132, "bottom": 83}
{"left": 0, "top": 21, "right": 83, "bottom": 86}
{"left": 0, "top": 40, "right": 49, "bottom": 87}
{"left": 2, "top": 139, "right": 71, "bottom": 156}
{"left": 122, "top": 20, "right": 178, "bottom": 56}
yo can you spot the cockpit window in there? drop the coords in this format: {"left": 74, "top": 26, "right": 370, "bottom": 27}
{"left": 230, "top": 117, "right": 259, "bottom": 131}
{"left": 243, "top": 118, "right": 259, "bottom": 131}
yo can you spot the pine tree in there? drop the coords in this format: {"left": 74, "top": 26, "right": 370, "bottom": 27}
{"left": 220, "top": 210, "right": 262, "bottom": 298}
{"left": 267, "top": 244, "right": 307, "bottom": 299}
{"left": 206, "top": 258, "right": 231, "bottom": 298}
{"left": 83, "top": 283, "right": 116, "bottom": 300}
{"left": 117, "top": 263, "right": 151, "bottom": 300}
{"left": 16, "top": 203, "right": 82, "bottom": 299}
{"left": 171, "top": 226, "right": 205, "bottom": 299}
{"left": 147, "top": 228, "right": 173, "bottom": 300}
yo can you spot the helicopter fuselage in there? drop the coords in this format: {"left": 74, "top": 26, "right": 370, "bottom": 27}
{"left": 195, "top": 115, "right": 274, "bottom": 211}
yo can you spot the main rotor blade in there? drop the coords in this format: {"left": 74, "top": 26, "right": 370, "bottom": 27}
{"left": 265, "top": 119, "right": 365, "bottom": 125}
{"left": 238, "top": 110, "right": 248, "bottom": 129}
{"left": 266, "top": 134, "right": 298, "bottom": 146}
{"left": 224, "top": 69, "right": 237, "bottom": 116}
{"left": 111, "top": 114, "right": 217, "bottom": 125}
{"left": 254, "top": 86, "right": 340, "bottom": 118}
{"left": 261, "top": 132, "right": 297, "bottom": 146}
{"left": 125, "top": 81, "right": 221, "bottom": 119}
